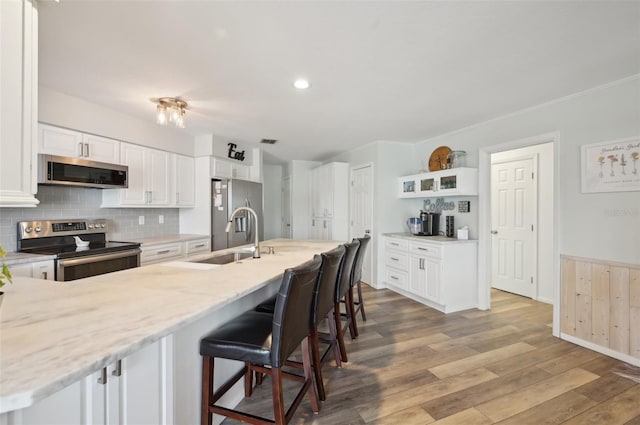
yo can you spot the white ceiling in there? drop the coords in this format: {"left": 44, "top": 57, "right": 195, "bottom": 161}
{"left": 38, "top": 1, "right": 640, "bottom": 164}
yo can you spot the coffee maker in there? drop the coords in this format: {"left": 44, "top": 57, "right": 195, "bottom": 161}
{"left": 419, "top": 211, "right": 440, "bottom": 236}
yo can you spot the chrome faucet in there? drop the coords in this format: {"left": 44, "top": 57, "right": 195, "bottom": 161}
{"left": 225, "top": 207, "right": 260, "bottom": 258}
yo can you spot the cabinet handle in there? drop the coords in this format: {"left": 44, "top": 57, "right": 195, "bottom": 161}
{"left": 112, "top": 360, "right": 122, "bottom": 377}
{"left": 391, "top": 242, "right": 399, "bottom": 246}
{"left": 42, "top": 271, "right": 48, "bottom": 280}
{"left": 84, "top": 143, "right": 90, "bottom": 157}
{"left": 193, "top": 243, "right": 205, "bottom": 248}
{"left": 312, "top": 219, "right": 315, "bottom": 226}
{"left": 390, "top": 275, "right": 399, "bottom": 280}
{"left": 323, "top": 221, "right": 327, "bottom": 229}
{"left": 157, "top": 249, "right": 171, "bottom": 255}
{"left": 419, "top": 258, "right": 425, "bottom": 270}
{"left": 390, "top": 257, "right": 399, "bottom": 261}
{"left": 78, "top": 142, "right": 84, "bottom": 157}
{"left": 97, "top": 367, "right": 108, "bottom": 385}
{"left": 418, "top": 247, "right": 428, "bottom": 251}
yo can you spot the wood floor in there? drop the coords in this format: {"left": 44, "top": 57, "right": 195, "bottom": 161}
{"left": 221, "top": 286, "right": 640, "bottom": 425}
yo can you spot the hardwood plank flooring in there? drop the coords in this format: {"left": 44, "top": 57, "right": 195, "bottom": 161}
{"left": 220, "top": 287, "right": 640, "bottom": 424}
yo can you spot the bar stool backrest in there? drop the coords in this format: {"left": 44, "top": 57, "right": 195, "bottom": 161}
{"left": 351, "top": 235, "right": 371, "bottom": 287}
{"left": 312, "top": 245, "right": 346, "bottom": 326}
{"left": 335, "top": 240, "right": 360, "bottom": 303}
{"left": 271, "top": 255, "right": 322, "bottom": 367}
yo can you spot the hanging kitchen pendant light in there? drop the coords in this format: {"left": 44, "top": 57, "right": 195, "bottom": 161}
{"left": 154, "top": 97, "right": 187, "bottom": 128}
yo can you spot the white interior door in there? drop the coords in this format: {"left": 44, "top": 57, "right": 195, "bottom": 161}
{"left": 282, "top": 177, "right": 292, "bottom": 238}
{"left": 350, "top": 165, "right": 373, "bottom": 284}
{"left": 491, "top": 157, "right": 536, "bottom": 298}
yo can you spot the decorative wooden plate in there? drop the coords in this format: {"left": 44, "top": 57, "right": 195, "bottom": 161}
{"left": 428, "top": 146, "right": 452, "bottom": 171}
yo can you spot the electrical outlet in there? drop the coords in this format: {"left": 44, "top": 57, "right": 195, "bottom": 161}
{"left": 138, "top": 215, "right": 145, "bottom": 225}
{"left": 159, "top": 215, "right": 164, "bottom": 224}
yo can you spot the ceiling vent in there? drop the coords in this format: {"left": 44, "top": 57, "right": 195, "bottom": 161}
{"left": 260, "top": 138, "right": 278, "bottom": 145}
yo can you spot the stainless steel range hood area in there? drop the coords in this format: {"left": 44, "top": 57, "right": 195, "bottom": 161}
{"left": 38, "top": 154, "right": 128, "bottom": 189}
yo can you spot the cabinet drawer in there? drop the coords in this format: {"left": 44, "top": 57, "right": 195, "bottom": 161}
{"left": 385, "top": 268, "right": 408, "bottom": 290}
{"left": 386, "top": 251, "right": 409, "bottom": 270}
{"left": 409, "top": 241, "right": 442, "bottom": 258}
{"left": 385, "top": 238, "right": 408, "bottom": 251}
{"left": 141, "top": 242, "right": 182, "bottom": 264}
{"left": 185, "top": 239, "right": 210, "bottom": 254}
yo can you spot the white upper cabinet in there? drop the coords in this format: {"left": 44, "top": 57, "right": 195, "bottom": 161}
{"left": 211, "top": 157, "right": 252, "bottom": 181}
{"left": 308, "top": 162, "right": 349, "bottom": 240}
{"left": 102, "top": 143, "right": 173, "bottom": 207}
{"left": 399, "top": 167, "right": 478, "bottom": 198}
{"left": 38, "top": 124, "right": 121, "bottom": 163}
{"left": 0, "top": 0, "right": 39, "bottom": 207}
{"left": 175, "top": 154, "right": 195, "bottom": 207}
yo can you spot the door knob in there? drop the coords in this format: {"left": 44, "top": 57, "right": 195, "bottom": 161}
{"left": 491, "top": 230, "right": 498, "bottom": 234}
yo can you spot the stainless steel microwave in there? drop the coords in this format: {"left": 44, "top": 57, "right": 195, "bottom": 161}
{"left": 38, "top": 154, "right": 128, "bottom": 189}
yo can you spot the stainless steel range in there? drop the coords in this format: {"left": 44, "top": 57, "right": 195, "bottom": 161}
{"left": 17, "top": 219, "right": 141, "bottom": 281}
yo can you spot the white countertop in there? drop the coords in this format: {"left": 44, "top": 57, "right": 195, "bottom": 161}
{"left": 0, "top": 238, "right": 340, "bottom": 413}
{"left": 2, "top": 252, "right": 57, "bottom": 266}
{"left": 383, "top": 232, "right": 477, "bottom": 244}
{"left": 121, "top": 233, "right": 209, "bottom": 245}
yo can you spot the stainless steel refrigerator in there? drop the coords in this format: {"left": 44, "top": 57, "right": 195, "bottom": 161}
{"left": 211, "top": 178, "right": 264, "bottom": 251}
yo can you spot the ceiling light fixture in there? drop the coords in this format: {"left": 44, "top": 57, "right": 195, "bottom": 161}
{"left": 293, "top": 79, "right": 311, "bottom": 90}
{"left": 155, "top": 97, "right": 187, "bottom": 128}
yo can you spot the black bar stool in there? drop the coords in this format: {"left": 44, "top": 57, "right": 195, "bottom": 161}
{"left": 309, "top": 245, "right": 345, "bottom": 401}
{"left": 200, "top": 256, "right": 322, "bottom": 425}
{"left": 255, "top": 245, "right": 346, "bottom": 402}
{"left": 334, "top": 240, "right": 360, "bottom": 361}
{"left": 348, "top": 235, "right": 371, "bottom": 338}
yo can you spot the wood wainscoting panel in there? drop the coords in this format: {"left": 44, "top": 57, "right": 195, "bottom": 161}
{"left": 610, "top": 266, "right": 630, "bottom": 354}
{"left": 561, "top": 255, "right": 640, "bottom": 363}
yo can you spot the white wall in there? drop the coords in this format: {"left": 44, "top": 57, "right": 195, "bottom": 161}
{"left": 39, "top": 87, "right": 194, "bottom": 155}
{"left": 330, "top": 141, "right": 419, "bottom": 287}
{"left": 415, "top": 76, "right": 640, "bottom": 266}
{"left": 263, "top": 164, "right": 283, "bottom": 240}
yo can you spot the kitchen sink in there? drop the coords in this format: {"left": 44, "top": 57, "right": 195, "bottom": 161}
{"left": 197, "top": 251, "right": 254, "bottom": 265}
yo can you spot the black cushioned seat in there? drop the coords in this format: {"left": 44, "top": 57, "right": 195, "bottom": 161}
{"left": 200, "top": 256, "right": 322, "bottom": 425}
{"left": 200, "top": 310, "right": 273, "bottom": 365}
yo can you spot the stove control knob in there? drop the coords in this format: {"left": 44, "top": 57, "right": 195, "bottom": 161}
{"left": 100, "top": 223, "right": 106, "bottom": 228}
{"left": 88, "top": 224, "right": 94, "bottom": 229}
{"left": 34, "top": 226, "right": 42, "bottom": 233}
{"left": 24, "top": 226, "right": 33, "bottom": 233}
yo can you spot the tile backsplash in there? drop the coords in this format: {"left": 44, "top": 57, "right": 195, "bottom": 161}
{"left": 0, "top": 186, "right": 179, "bottom": 251}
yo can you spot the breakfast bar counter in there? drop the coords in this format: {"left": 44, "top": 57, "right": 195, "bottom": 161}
{"left": 0, "top": 239, "right": 340, "bottom": 420}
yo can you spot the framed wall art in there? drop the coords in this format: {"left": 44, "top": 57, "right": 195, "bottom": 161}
{"left": 581, "top": 137, "right": 640, "bottom": 193}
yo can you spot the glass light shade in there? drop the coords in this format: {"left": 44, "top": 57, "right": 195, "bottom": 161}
{"left": 156, "top": 105, "right": 167, "bottom": 125}
{"left": 176, "top": 110, "right": 185, "bottom": 128}
{"left": 169, "top": 107, "right": 180, "bottom": 123}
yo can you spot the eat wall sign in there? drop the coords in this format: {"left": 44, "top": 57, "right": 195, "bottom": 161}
{"left": 227, "top": 142, "right": 245, "bottom": 162}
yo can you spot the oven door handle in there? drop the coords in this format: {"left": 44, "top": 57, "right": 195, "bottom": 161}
{"left": 57, "top": 249, "right": 141, "bottom": 268}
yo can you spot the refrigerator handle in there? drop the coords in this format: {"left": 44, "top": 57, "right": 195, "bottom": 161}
{"left": 245, "top": 198, "right": 251, "bottom": 242}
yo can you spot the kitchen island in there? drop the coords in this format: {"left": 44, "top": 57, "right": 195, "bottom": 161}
{"left": 0, "top": 239, "right": 341, "bottom": 425}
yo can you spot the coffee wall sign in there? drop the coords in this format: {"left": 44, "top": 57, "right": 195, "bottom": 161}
{"left": 581, "top": 137, "right": 640, "bottom": 193}
{"left": 423, "top": 198, "right": 455, "bottom": 214}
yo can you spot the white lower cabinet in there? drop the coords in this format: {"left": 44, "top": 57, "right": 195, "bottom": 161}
{"left": 8, "top": 260, "right": 54, "bottom": 281}
{"left": 4, "top": 337, "right": 173, "bottom": 425}
{"left": 383, "top": 235, "right": 477, "bottom": 313}
{"left": 140, "top": 237, "right": 210, "bottom": 265}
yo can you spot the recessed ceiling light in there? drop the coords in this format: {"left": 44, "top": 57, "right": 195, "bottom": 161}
{"left": 293, "top": 79, "right": 311, "bottom": 90}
